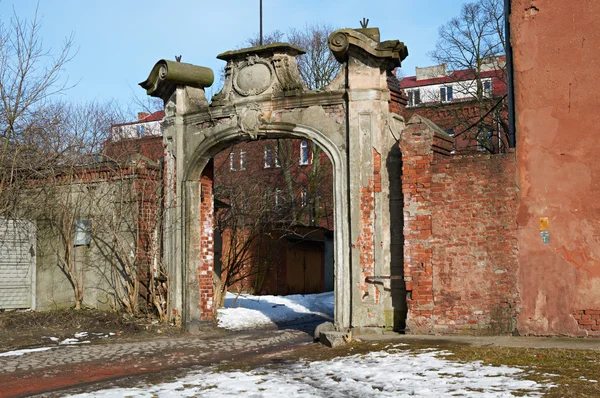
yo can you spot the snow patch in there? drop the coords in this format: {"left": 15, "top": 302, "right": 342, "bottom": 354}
{"left": 65, "top": 349, "right": 553, "bottom": 397}
{"left": 0, "top": 347, "right": 53, "bottom": 357}
{"left": 217, "top": 291, "right": 334, "bottom": 330}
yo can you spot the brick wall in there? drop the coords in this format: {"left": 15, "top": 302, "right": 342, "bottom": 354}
{"left": 388, "top": 72, "right": 407, "bottom": 116}
{"left": 572, "top": 310, "right": 600, "bottom": 336}
{"left": 429, "top": 152, "right": 519, "bottom": 334}
{"left": 198, "top": 165, "right": 215, "bottom": 320}
{"left": 402, "top": 116, "right": 519, "bottom": 334}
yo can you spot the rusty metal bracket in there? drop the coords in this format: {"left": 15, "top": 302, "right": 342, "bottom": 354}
{"left": 365, "top": 275, "right": 404, "bottom": 282}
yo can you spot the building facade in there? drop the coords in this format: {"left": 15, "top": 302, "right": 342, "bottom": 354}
{"left": 399, "top": 57, "right": 508, "bottom": 153}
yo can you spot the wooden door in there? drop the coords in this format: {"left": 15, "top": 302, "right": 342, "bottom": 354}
{"left": 285, "top": 241, "right": 324, "bottom": 294}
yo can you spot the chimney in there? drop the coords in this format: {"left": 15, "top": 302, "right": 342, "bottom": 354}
{"left": 415, "top": 63, "right": 447, "bottom": 81}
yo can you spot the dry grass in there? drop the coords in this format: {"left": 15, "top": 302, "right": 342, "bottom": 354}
{"left": 0, "top": 309, "right": 184, "bottom": 351}
{"left": 445, "top": 345, "right": 600, "bottom": 397}
{"left": 214, "top": 340, "right": 600, "bottom": 397}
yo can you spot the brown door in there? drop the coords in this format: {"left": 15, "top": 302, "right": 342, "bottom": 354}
{"left": 285, "top": 242, "right": 324, "bottom": 294}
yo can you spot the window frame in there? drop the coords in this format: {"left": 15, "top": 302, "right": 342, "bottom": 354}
{"left": 299, "top": 141, "right": 310, "bottom": 165}
{"left": 264, "top": 147, "right": 273, "bottom": 168}
{"left": 229, "top": 152, "right": 236, "bottom": 171}
{"left": 440, "top": 85, "right": 453, "bottom": 102}
{"left": 239, "top": 150, "right": 246, "bottom": 170}
{"left": 483, "top": 80, "right": 492, "bottom": 97}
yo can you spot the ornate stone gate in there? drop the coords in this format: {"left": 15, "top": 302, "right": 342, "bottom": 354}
{"left": 141, "top": 27, "right": 408, "bottom": 331}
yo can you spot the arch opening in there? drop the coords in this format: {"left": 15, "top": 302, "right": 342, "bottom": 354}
{"left": 181, "top": 124, "right": 350, "bottom": 331}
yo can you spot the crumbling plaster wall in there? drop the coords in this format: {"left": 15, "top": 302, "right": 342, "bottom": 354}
{"left": 511, "top": 0, "right": 600, "bottom": 336}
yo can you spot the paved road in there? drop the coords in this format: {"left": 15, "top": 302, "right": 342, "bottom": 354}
{"left": 0, "top": 326, "right": 315, "bottom": 398}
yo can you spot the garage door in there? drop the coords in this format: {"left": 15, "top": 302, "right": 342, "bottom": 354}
{"left": 0, "top": 219, "right": 36, "bottom": 310}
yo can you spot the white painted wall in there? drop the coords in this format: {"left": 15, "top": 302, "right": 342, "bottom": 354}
{"left": 406, "top": 77, "right": 493, "bottom": 107}
{"left": 110, "top": 120, "right": 162, "bottom": 140}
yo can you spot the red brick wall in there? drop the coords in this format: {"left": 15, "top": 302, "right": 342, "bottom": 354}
{"left": 388, "top": 72, "right": 407, "bottom": 115}
{"left": 198, "top": 165, "right": 215, "bottom": 320}
{"left": 402, "top": 117, "right": 519, "bottom": 334}
{"left": 358, "top": 148, "right": 382, "bottom": 305}
{"left": 429, "top": 152, "right": 519, "bottom": 333}
{"left": 104, "top": 136, "right": 164, "bottom": 163}
{"left": 572, "top": 310, "right": 600, "bottom": 336}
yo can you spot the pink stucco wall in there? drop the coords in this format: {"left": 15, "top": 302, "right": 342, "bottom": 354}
{"left": 512, "top": 0, "right": 600, "bottom": 336}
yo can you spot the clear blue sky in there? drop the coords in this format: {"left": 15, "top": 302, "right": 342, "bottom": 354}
{"left": 1, "top": 0, "right": 466, "bottom": 109}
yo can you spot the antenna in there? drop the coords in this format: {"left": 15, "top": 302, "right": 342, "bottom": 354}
{"left": 260, "top": 0, "right": 263, "bottom": 46}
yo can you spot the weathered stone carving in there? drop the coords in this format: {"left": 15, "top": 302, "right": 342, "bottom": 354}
{"left": 236, "top": 103, "right": 264, "bottom": 139}
{"left": 212, "top": 43, "right": 305, "bottom": 105}
{"left": 139, "top": 59, "right": 214, "bottom": 101}
{"left": 233, "top": 55, "right": 274, "bottom": 96}
{"left": 328, "top": 28, "right": 409, "bottom": 70}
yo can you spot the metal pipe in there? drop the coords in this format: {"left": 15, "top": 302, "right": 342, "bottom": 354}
{"left": 505, "top": 0, "right": 516, "bottom": 148}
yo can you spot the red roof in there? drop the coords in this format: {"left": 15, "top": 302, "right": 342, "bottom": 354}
{"left": 111, "top": 110, "right": 165, "bottom": 128}
{"left": 399, "top": 69, "right": 504, "bottom": 88}
{"left": 139, "top": 110, "right": 165, "bottom": 122}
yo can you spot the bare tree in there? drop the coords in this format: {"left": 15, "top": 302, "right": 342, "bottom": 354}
{"left": 244, "top": 24, "right": 340, "bottom": 91}
{"left": 32, "top": 101, "right": 124, "bottom": 310}
{"left": 0, "top": 7, "right": 74, "bottom": 215}
{"left": 287, "top": 23, "right": 340, "bottom": 91}
{"left": 213, "top": 139, "right": 333, "bottom": 306}
{"left": 428, "top": 0, "right": 508, "bottom": 152}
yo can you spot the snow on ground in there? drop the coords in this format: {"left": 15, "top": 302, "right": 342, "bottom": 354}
{"left": 66, "top": 347, "right": 554, "bottom": 397}
{"left": 0, "top": 332, "right": 109, "bottom": 357}
{"left": 217, "top": 291, "right": 334, "bottom": 330}
{"left": 0, "top": 347, "right": 53, "bottom": 357}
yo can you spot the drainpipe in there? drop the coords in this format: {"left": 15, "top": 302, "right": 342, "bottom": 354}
{"left": 505, "top": 0, "right": 516, "bottom": 148}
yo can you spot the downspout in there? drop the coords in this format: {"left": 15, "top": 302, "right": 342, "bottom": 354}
{"left": 505, "top": 0, "right": 517, "bottom": 148}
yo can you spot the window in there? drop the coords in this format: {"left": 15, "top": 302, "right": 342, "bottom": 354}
{"left": 275, "top": 146, "right": 281, "bottom": 168}
{"left": 74, "top": 220, "right": 91, "bottom": 246}
{"left": 239, "top": 150, "right": 246, "bottom": 170}
{"left": 274, "top": 189, "right": 282, "bottom": 207}
{"left": 483, "top": 80, "right": 492, "bottom": 97}
{"left": 445, "top": 128, "right": 456, "bottom": 153}
{"left": 301, "top": 187, "right": 308, "bottom": 207}
{"left": 299, "top": 141, "right": 310, "bottom": 165}
{"left": 264, "top": 148, "right": 273, "bottom": 168}
{"left": 407, "top": 90, "right": 421, "bottom": 106}
{"left": 440, "top": 86, "right": 453, "bottom": 102}
{"left": 476, "top": 131, "right": 493, "bottom": 152}
{"left": 135, "top": 125, "right": 146, "bottom": 137}
{"left": 229, "top": 152, "right": 236, "bottom": 171}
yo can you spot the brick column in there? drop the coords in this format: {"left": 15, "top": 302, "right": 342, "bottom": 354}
{"left": 198, "top": 168, "right": 214, "bottom": 320}
{"left": 401, "top": 115, "right": 452, "bottom": 333}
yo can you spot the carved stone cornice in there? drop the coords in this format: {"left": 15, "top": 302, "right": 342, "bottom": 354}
{"left": 139, "top": 59, "right": 214, "bottom": 101}
{"left": 328, "top": 28, "right": 409, "bottom": 70}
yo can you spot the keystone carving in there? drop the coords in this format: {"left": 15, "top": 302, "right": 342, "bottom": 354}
{"left": 237, "top": 103, "right": 264, "bottom": 139}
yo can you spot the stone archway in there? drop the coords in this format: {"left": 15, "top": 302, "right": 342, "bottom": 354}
{"left": 140, "top": 27, "right": 409, "bottom": 332}
{"left": 183, "top": 123, "right": 350, "bottom": 330}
